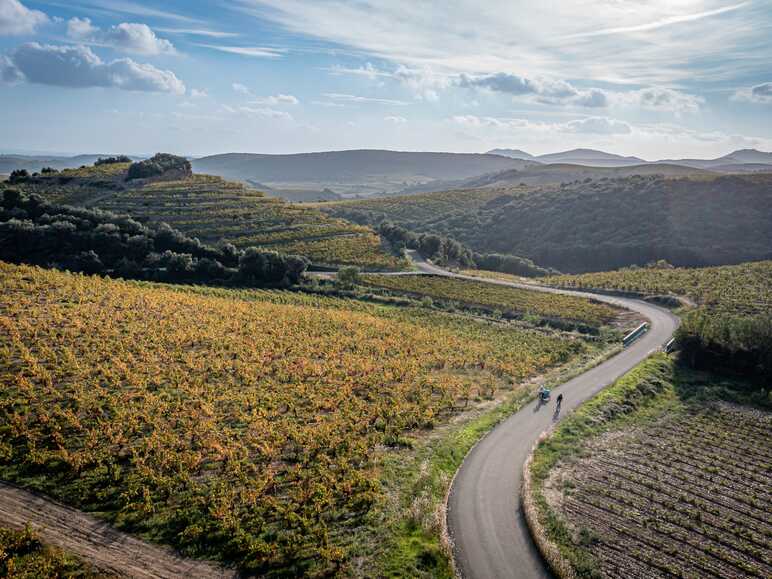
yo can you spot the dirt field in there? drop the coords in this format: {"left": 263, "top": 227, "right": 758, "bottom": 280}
{"left": 545, "top": 402, "right": 772, "bottom": 578}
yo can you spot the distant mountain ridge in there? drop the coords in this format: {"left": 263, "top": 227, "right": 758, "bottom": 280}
{"left": 0, "top": 154, "right": 142, "bottom": 174}
{"left": 488, "top": 147, "right": 772, "bottom": 169}
{"left": 192, "top": 149, "right": 534, "bottom": 197}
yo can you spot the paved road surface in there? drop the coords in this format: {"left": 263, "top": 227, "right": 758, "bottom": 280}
{"left": 408, "top": 254, "right": 679, "bottom": 579}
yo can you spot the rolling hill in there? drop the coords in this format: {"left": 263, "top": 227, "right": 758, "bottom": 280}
{"left": 534, "top": 148, "right": 646, "bottom": 167}
{"left": 487, "top": 147, "right": 772, "bottom": 170}
{"left": 191, "top": 150, "right": 533, "bottom": 197}
{"left": 12, "top": 160, "right": 406, "bottom": 270}
{"left": 322, "top": 173, "right": 772, "bottom": 272}
{"left": 0, "top": 153, "right": 142, "bottom": 174}
{"left": 399, "top": 162, "right": 713, "bottom": 194}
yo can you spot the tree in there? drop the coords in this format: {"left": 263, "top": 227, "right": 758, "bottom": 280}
{"left": 127, "top": 153, "right": 192, "bottom": 180}
{"left": 335, "top": 266, "right": 360, "bottom": 289}
{"left": 73, "top": 250, "right": 104, "bottom": 274}
{"left": 8, "top": 170, "right": 29, "bottom": 184}
{"left": 285, "top": 255, "right": 310, "bottom": 285}
{"left": 2, "top": 189, "right": 22, "bottom": 209}
{"left": 239, "top": 247, "right": 267, "bottom": 281}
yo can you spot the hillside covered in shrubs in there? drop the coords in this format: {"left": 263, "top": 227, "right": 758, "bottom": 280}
{"left": 324, "top": 173, "right": 772, "bottom": 273}
{"left": 0, "top": 189, "right": 308, "bottom": 286}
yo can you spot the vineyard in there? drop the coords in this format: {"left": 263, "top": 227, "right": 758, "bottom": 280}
{"left": 360, "top": 274, "right": 619, "bottom": 327}
{"left": 545, "top": 261, "right": 772, "bottom": 379}
{"left": 19, "top": 171, "right": 405, "bottom": 270}
{"left": 0, "top": 525, "right": 100, "bottom": 578}
{"left": 544, "top": 260, "right": 772, "bottom": 317}
{"left": 528, "top": 355, "right": 772, "bottom": 578}
{"left": 0, "top": 261, "right": 596, "bottom": 575}
{"left": 319, "top": 188, "right": 505, "bottom": 225}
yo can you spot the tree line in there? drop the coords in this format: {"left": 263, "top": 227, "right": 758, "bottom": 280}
{"left": 677, "top": 310, "right": 771, "bottom": 381}
{"left": 377, "top": 222, "right": 552, "bottom": 276}
{"left": 0, "top": 189, "right": 308, "bottom": 286}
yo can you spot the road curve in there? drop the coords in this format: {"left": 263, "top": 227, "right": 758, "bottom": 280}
{"left": 408, "top": 254, "right": 679, "bottom": 579}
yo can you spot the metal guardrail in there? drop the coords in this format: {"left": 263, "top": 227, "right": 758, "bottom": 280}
{"left": 623, "top": 322, "right": 649, "bottom": 347}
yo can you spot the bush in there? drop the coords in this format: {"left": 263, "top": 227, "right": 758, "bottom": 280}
{"left": 8, "top": 169, "right": 29, "bottom": 184}
{"left": 127, "top": 153, "right": 191, "bottom": 180}
{"left": 0, "top": 191, "right": 309, "bottom": 288}
{"left": 95, "top": 155, "right": 132, "bottom": 166}
{"left": 335, "top": 266, "right": 361, "bottom": 289}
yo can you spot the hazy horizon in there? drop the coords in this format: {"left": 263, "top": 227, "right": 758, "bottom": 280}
{"left": 1, "top": 144, "right": 770, "bottom": 163}
{"left": 1, "top": 0, "right": 771, "bottom": 158}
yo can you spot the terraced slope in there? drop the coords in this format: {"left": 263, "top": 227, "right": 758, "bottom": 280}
{"left": 18, "top": 167, "right": 405, "bottom": 270}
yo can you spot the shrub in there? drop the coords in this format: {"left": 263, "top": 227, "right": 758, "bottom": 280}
{"left": 127, "top": 153, "right": 192, "bottom": 180}
{"left": 335, "top": 266, "right": 361, "bottom": 289}
{"left": 95, "top": 155, "right": 132, "bottom": 165}
{"left": 8, "top": 169, "right": 29, "bottom": 184}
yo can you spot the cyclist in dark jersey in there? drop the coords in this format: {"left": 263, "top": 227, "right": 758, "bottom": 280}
{"left": 556, "top": 393, "right": 563, "bottom": 410}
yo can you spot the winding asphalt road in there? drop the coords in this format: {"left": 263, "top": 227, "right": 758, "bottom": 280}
{"left": 407, "top": 254, "right": 679, "bottom": 579}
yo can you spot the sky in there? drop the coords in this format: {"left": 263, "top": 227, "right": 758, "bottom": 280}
{"left": 0, "top": 0, "right": 771, "bottom": 158}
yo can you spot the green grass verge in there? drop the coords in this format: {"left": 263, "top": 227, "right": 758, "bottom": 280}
{"left": 340, "top": 341, "right": 622, "bottom": 578}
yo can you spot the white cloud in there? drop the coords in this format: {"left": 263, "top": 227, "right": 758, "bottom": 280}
{"left": 384, "top": 115, "right": 407, "bottom": 124}
{"left": 561, "top": 2, "right": 749, "bottom": 39}
{"left": 733, "top": 82, "right": 772, "bottom": 104}
{"left": 327, "top": 61, "right": 451, "bottom": 101}
{"left": 69, "top": 0, "right": 198, "bottom": 25}
{"left": 240, "top": 1, "right": 769, "bottom": 85}
{"left": 228, "top": 105, "right": 293, "bottom": 120}
{"left": 232, "top": 82, "right": 251, "bottom": 95}
{"left": 322, "top": 92, "right": 409, "bottom": 105}
{"left": 450, "top": 114, "right": 772, "bottom": 158}
{"left": 311, "top": 100, "right": 345, "bottom": 108}
{"left": 66, "top": 18, "right": 176, "bottom": 55}
{"left": 0, "top": 0, "right": 48, "bottom": 35}
{"left": 564, "top": 117, "right": 632, "bottom": 135}
{"left": 0, "top": 53, "right": 23, "bottom": 82}
{"left": 157, "top": 27, "right": 238, "bottom": 38}
{"left": 618, "top": 87, "right": 704, "bottom": 113}
{"left": 3, "top": 43, "right": 185, "bottom": 93}
{"left": 190, "top": 88, "right": 207, "bottom": 98}
{"left": 197, "top": 44, "right": 283, "bottom": 58}
{"left": 66, "top": 17, "right": 97, "bottom": 39}
{"left": 325, "top": 62, "right": 391, "bottom": 80}
{"left": 451, "top": 114, "right": 630, "bottom": 135}
{"left": 459, "top": 72, "right": 609, "bottom": 107}
{"left": 251, "top": 93, "right": 299, "bottom": 105}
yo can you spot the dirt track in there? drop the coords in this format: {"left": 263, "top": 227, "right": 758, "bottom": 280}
{"left": 0, "top": 481, "right": 237, "bottom": 578}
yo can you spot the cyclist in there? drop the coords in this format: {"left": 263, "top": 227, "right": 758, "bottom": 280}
{"left": 556, "top": 393, "right": 563, "bottom": 411}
